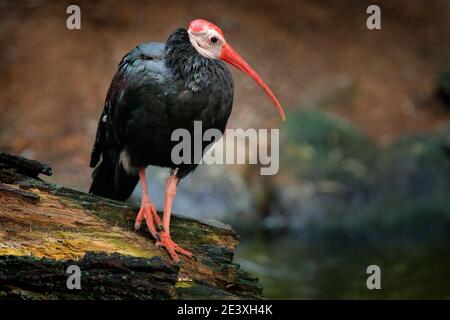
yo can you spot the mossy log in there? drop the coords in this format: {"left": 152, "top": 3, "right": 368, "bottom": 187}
{"left": 0, "top": 152, "right": 262, "bottom": 299}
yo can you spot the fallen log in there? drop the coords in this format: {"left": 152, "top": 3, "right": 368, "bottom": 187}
{"left": 0, "top": 152, "right": 262, "bottom": 299}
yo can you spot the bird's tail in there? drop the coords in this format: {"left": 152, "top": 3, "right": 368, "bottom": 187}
{"left": 89, "top": 157, "right": 139, "bottom": 202}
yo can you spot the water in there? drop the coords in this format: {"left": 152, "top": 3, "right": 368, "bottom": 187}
{"left": 235, "top": 236, "right": 450, "bottom": 299}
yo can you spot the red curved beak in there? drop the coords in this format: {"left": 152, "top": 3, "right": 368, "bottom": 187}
{"left": 220, "top": 43, "right": 286, "bottom": 122}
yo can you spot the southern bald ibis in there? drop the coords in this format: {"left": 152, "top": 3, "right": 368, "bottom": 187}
{"left": 89, "top": 19, "right": 285, "bottom": 262}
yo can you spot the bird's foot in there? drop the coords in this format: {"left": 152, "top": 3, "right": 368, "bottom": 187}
{"left": 134, "top": 202, "right": 163, "bottom": 239}
{"left": 156, "top": 231, "right": 194, "bottom": 263}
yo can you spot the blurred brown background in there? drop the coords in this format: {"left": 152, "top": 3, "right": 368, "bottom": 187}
{"left": 0, "top": 0, "right": 449, "bottom": 190}
{"left": 1, "top": 0, "right": 450, "bottom": 299}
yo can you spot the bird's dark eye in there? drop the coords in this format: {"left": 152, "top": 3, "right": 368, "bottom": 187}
{"left": 210, "top": 36, "right": 218, "bottom": 44}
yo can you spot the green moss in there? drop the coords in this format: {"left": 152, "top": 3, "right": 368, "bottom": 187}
{"left": 175, "top": 281, "right": 195, "bottom": 288}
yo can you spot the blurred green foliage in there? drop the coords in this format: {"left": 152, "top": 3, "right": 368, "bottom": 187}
{"left": 277, "top": 109, "right": 450, "bottom": 241}
{"left": 283, "top": 109, "right": 377, "bottom": 182}
{"left": 236, "top": 110, "right": 450, "bottom": 300}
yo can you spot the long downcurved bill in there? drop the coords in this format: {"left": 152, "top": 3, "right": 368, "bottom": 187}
{"left": 220, "top": 43, "right": 286, "bottom": 122}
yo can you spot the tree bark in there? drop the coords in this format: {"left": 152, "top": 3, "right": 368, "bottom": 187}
{"left": 0, "top": 152, "right": 262, "bottom": 299}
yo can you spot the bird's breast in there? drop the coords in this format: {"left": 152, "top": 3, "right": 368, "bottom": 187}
{"left": 123, "top": 58, "right": 234, "bottom": 170}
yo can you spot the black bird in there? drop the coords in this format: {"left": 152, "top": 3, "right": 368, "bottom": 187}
{"left": 89, "top": 19, "right": 285, "bottom": 262}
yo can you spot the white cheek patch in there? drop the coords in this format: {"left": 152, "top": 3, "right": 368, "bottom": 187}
{"left": 188, "top": 30, "right": 222, "bottom": 60}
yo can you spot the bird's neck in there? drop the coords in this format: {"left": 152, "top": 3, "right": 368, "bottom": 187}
{"left": 164, "top": 28, "right": 216, "bottom": 92}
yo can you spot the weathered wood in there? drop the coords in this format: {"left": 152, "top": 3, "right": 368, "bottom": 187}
{"left": 0, "top": 253, "right": 178, "bottom": 299}
{"left": 0, "top": 152, "right": 52, "bottom": 177}
{"left": 0, "top": 153, "right": 261, "bottom": 299}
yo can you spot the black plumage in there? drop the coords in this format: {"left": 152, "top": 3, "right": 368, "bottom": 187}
{"left": 89, "top": 19, "right": 284, "bottom": 262}
{"left": 89, "top": 28, "right": 233, "bottom": 201}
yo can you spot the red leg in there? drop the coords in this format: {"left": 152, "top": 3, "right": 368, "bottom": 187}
{"left": 134, "top": 168, "right": 163, "bottom": 239}
{"left": 156, "top": 169, "right": 193, "bottom": 262}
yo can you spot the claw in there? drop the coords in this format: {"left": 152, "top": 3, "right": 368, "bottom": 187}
{"left": 156, "top": 231, "right": 193, "bottom": 263}
{"left": 134, "top": 203, "right": 161, "bottom": 240}
{"left": 150, "top": 208, "right": 163, "bottom": 231}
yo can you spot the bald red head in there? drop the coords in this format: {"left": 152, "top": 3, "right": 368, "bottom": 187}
{"left": 189, "top": 19, "right": 224, "bottom": 37}
{"left": 187, "top": 19, "right": 286, "bottom": 122}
